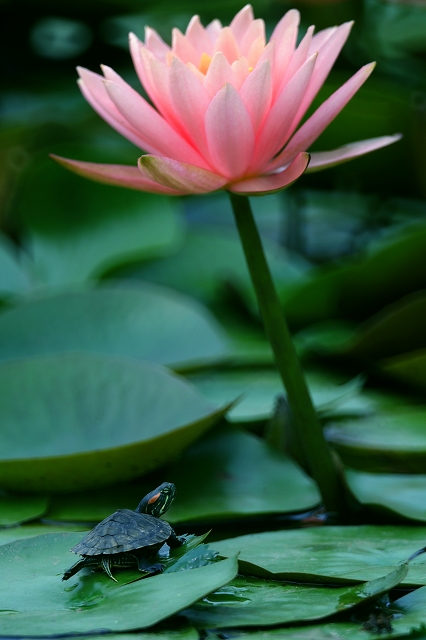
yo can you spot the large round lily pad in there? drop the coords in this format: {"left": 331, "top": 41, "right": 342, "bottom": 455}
{"left": 325, "top": 408, "right": 426, "bottom": 473}
{"left": 181, "top": 566, "right": 407, "bottom": 628}
{"left": 0, "top": 532, "right": 238, "bottom": 636}
{"left": 0, "top": 353, "right": 227, "bottom": 492}
{"left": 166, "top": 426, "right": 320, "bottom": 522}
{"left": 188, "top": 369, "right": 363, "bottom": 423}
{"left": 0, "top": 494, "right": 49, "bottom": 526}
{"left": 46, "top": 427, "right": 320, "bottom": 523}
{"left": 214, "top": 526, "right": 426, "bottom": 585}
{"left": 0, "top": 284, "right": 230, "bottom": 369}
{"left": 345, "top": 468, "right": 426, "bottom": 522}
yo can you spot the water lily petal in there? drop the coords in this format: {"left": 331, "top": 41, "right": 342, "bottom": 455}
{"left": 240, "top": 60, "right": 272, "bottom": 132}
{"left": 172, "top": 28, "right": 199, "bottom": 65}
{"left": 309, "top": 26, "right": 337, "bottom": 54}
{"left": 231, "top": 56, "right": 251, "bottom": 89}
{"left": 295, "top": 21, "right": 354, "bottom": 121}
{"left": 276, "top": 25, "right": 314, "bottom": 95}
{"left": 77, "top": 68, "right": 151, "bottom": 151}
{"left": 185, "top": 15, "right": 214, "bottom": 56}
{"left": 269, "top": 62, "right": 376, "bottom": 170}
{"left": 230, "top": 5, "right": 255, "bottom": 42}
{"left": 307, "top": 134, "right": 402, "bottom": 172}
{"left": 270, "top": 9, "right": 300, "bottom": 97}
{"left": 229, "top": 152, "right": 309, "bottom": 194}
{"left": 205, "top": 52, "right": 235, "bottom": 96}
{"left": 213, "top": 27, "right": 240, "bottom": 64}
{"left": 104, "top": 78, "right": 207, "bottom": 167}
{"left": 138, "top": 155, "right": 227, "bottom": 193}
{"left": 145, "top": 26, "right": 170, "bottom": 62}
{"left": 206, "top": 19, "right": 222, "bottom": 41}
{"left": 253, "top": 53, "right": 317, "bottom": 170}
{"left": 205, "top": 83, "right": 255, "bottom": 179}
{"left": 240, "top": 19, "right": 266, "bottom": 58}
{"left": 50, "top": 155, "right": 183, "bottom": 194}
{"left": 169, "top": 57, "right": 211, "bottom": 155}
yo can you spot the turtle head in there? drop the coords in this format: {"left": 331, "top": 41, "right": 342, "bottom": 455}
{"left": 136, "top": 482, "right": 176, "bottom": 517}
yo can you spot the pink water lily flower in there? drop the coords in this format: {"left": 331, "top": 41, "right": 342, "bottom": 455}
{"left": 54, "top": 5, "right": 400, "bottom": 196}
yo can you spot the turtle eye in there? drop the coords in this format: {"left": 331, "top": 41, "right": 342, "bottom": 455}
{"left": 148, "top": 492, "right": 161, "bottom": 504}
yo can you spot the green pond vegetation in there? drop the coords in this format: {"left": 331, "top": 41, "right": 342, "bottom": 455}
{"left": 1, "top": 0, "right": 426, "bottom": 636}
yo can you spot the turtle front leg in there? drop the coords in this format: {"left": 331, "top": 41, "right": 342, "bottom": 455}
{"left": 167, "top": 530, "right": 185, "bottom": 548}
{"left": 137, "top": 556, "right": 165, "bottom": 575}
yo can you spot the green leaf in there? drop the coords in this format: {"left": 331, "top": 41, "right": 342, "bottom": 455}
{"left": 325, "top": 408, "right": 426, "bottom": 473}
{"left": 65, "top": 628, "right": 199, "bottom": 640}
{"left": 0, "top": 284, "right": 230, "bottom": 368}
{"left": 0, "top": 234, "right": 31, "bottom": 299}
{"left": 126, "top": 227, "right": 305, "bottom": 307}
{"left": 0, "top": 353, "right": 227, "bottom": 492}
{"left": 17, "top": 149, "right": 184, "bottom": 286}
{"left": 213, "top": 526, "right": 426, "bottom": 585}
{"left": 381, "top": 348, "right": 426, "bottom": 391}
{"left": 282, "top": 223, "right": 426, "bottom": 330}
{"left": 345, "top": 292, "right": 426, "bottom": 360}
{"left": 220, "top": 623, "right": 384, "bottom": 640}
{"left": 391, "top": 586, "right": 426, "bottom": 638}
{"left": 181, "top": 565, "right": 407, "bottom": 628}
{"left": 0, "top": 494, "right": 49, "bottom": 527}
{"left": 188, "top": 369, "right": 364, "bottom": 423}
{"left": 345, "top": 468, "right": 426, "bottom": 522}
{"left": 0, "top": 532, "right": 238, "bottom": 636}
{"left": 165, "top": 426, "right": 320, "bottom": 523}
{"left": 47, "top": 427, "right": 320, "bottom": 523}
{"left": 0, "top": 525, "right": 88, "bottom": 546}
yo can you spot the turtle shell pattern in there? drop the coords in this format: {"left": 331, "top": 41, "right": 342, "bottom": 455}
{"left": 71, "top": 509, "right": 173, "bottom": 556}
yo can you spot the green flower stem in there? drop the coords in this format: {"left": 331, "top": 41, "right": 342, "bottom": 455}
{"left": 229, "top": 192, "right": 344, "bottom": 515}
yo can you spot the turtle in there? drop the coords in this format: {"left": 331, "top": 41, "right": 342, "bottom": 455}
{"left": 62, "top": 482, "right": 184, "bottom": 582}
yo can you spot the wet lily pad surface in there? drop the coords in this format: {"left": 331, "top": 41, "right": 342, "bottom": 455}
{"left": 325, "top": 408, "right": 426, "bottom": 473}
{"left": 0, "top": 532, "right": 238, "bottom": 636}
{"left": 0, "top": 353, "right": 226, "bottom": 492}
{"left": 181, "top": 565, "right": 407, "bottom": 628}
{"left": 345, "top": 468, "right": 426, "bottom": 522}
{"left": 0, "top": 493, "right": 49, "bottom": 526}
{"left": 214, "top": 526, "right": 426, "bottom": 585}
{"left": 0, "top": 284, "right": 230, "bottom": 368}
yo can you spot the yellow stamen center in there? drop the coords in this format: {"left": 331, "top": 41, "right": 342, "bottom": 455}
{"left": 198, "top": 52, "right": 212, "bottom": 75}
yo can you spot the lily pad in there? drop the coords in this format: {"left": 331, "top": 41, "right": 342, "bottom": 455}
{"left": 67, "top": 629, "right": 199, "bottom": 640}
{"left": 213, "top": 526, "right": 426, "bottom": 585}
{"left": 181, "top": 565, "right": 407, "bottom": 628}
{"left": 47, "top": 426, "right": 320, "bottom": 523}
{"left": 0, "top": 494, "right": 49, "bottom": 527}
{"left": 345, "top": 468, "right": 426, "bottom": 522}
{"left": 0, "top": 234, "right": 31, "bottom": 299}
{"left": 127, "top": 227, "right": 306, "bottom": 307}
{"left": 0, "top": 353, "right": 227, "bottom": 492}
{"left": 220, "top": 622, "right": 384, "bottom": 640}
{"left": 282, "top": 222, "right": 426, "bottom": 330}
{"left": 188, "top": 369, "right": 364, "bottom": 423}
{"left": 0, "top": 532, "right": 238, "bottom": 636}
{"left": 165, "top": 426, "right": 320, "bottom": 523}
{"left": 47, "top": 481, "right": 154, "bottom": 522}
{"left": 0, "top": 284, "right": 230, "bottom": 368}
{"left": 0, "top": 525, "right": 88, "bottom": 546}
{"left": 325, "top": 408, "right": 426, "bottom": 473}
{"left": 381, "top": 348, "right": 426, "bottom": 391}
{"left": 391, "top": 586, "right": 426, "bottom": 638}
{"left": 345, "top": 292, "right": 426, "bottom": 360}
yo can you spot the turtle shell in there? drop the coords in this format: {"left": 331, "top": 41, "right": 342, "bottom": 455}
{"left": 71, "top": 509, "right": 173, "bottom": 556}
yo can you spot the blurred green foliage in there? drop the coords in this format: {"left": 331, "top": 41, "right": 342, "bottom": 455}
{"left": 2, "top": 0, "right": 426, "bottom": 636}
